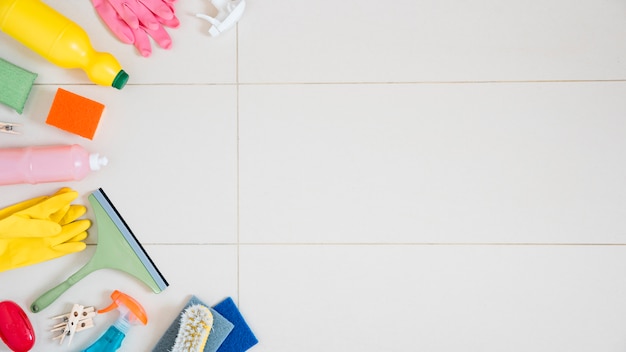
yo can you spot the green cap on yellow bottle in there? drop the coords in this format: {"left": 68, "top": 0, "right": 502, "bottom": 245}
{"left": 112, "top": 70, "right": 129, "bottom": 90}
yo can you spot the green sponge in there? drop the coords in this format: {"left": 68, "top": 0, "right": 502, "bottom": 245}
{"left": 0, "top": 58, "right": 37, "bottom": 114}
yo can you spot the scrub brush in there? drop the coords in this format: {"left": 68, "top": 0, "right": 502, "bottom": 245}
{"left": 170, "top": 304, "right": 214, "bottom": 352}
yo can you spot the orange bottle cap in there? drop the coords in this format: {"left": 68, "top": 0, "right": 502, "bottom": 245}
{"left": 97, "top": 290, "right": 148, "bottom": 325}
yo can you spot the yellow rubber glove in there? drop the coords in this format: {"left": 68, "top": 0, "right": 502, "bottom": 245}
{"left": 0, "top": 188, "right": 86, "bottom": 238}
{"left": 0, "top": 188, "right": 91, "bottom": 272}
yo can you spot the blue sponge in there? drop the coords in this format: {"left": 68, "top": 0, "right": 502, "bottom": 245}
{"left": 213, "top": 297, "right": 258, "bottom": 352}
{"left": 152, "top": 296, "right": 234, "bottom": 352}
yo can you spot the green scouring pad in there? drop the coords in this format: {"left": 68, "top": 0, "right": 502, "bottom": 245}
{"left": 0, "top": 57, "right": 37, "bottom": 114}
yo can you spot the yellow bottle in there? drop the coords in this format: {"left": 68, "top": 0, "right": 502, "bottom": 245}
{"left": 0, "top": 0, "right": 128, "bottom": 89}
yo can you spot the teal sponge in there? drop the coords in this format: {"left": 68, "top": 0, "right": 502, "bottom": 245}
{"left": 0, "top": 58, "right": 37, "bottom": 114}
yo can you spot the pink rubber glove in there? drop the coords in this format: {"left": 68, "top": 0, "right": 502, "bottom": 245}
{"left": 92, "top": 0, "right": 180, "bottom": 57}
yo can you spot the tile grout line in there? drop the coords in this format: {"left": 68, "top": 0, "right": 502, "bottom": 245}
{"left": 34, "top": 79, "right": 626, "bottom": 88}
{"left": 142, "top": 242, "right": 626, "bottom": 246}
{"left": 236, "top": 22, "right": 241, "bottom": 306}
{"left": 233, "top": 242, "right": 626, "bottom": 246}
{"left": 230, "top": 79, "right": 626, "bottom": 85}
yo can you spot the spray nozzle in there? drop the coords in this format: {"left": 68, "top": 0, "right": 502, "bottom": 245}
{"left": 81, "top": 291, "right": 147, "bottom": 351}
{"left": 196, "top": 0, "right": 246, "bottom": 37}
{"left": 97, "top": 290, "right": 147, "bottom": 326}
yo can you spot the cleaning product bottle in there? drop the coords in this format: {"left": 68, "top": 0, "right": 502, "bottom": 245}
{"left": 0, "top": 0, "right": 128, "bottom": 89}
{"left": 0, "top": 144, "right": 108, "bottom": 186}
{"left": 82, "top": 290, "right": 147, "bottom": 352}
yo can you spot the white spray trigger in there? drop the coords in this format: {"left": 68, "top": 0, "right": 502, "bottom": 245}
{"left": 196, "top": 0, "right": 246, "bottom": 37}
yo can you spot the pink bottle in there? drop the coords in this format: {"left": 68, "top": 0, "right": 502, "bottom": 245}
{"left": 0, "top": 144, "right": 108, "bottom": 185}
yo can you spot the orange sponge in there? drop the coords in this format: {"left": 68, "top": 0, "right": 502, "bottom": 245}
{"left": 46, "top": 88, "right": 105, "bottom": 140}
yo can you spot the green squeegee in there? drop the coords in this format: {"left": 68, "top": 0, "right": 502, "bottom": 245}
{"left": 30, "top": 188, "right": 168, "bottom": 313}
{"left": 0, "top": 58, "right": 37, "bottom": 114}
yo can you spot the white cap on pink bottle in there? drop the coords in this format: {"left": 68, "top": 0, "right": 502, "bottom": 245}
{"left": 89, "top": 153, "right": 109, "bottom": 171}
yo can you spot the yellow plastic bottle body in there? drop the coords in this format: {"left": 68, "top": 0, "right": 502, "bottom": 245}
{"left": 0, "top": 0, "right": 128, "bottom": 89}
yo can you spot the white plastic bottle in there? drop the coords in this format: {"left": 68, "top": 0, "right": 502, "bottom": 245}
{"left": 0, "top": 144, "right": 108, "bottom": 185}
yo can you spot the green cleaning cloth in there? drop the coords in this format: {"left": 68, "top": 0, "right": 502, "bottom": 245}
{"left": 0, "top": 58, "right": 37, "bottom": 114}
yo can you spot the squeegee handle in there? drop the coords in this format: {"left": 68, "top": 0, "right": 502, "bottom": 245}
{"left": 30, "top": 263, "right": 94, "bottom": 313}
{"left": 30, "top": 280, "right": 73, "bottom": 313}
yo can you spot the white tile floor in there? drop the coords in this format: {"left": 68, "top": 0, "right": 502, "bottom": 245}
{"left": 1, "top": 0, "right": 626, "bottom": 351}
